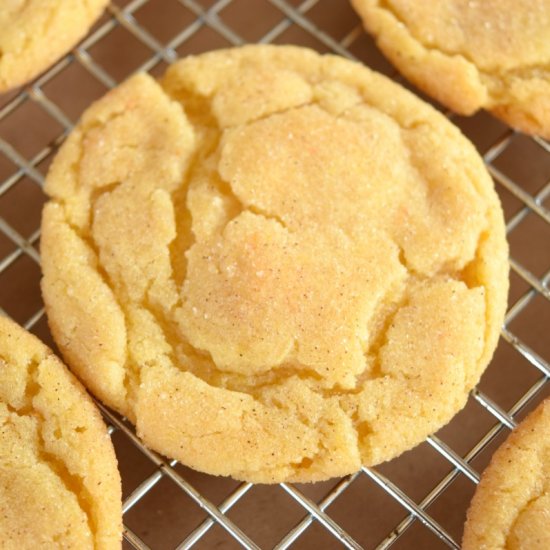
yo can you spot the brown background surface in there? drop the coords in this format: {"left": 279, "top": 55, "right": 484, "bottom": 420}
{"left": 1, "top": 1, "right": 549, "bottom": 549}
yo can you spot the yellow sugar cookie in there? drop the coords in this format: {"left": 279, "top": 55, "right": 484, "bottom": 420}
{"left": 351, "top": 0, "right": 550, "bottom": 138}
{"left": 0, "top": 0, "right": 108, "bottom": 92}
{"left": 463, "top": 398, "right": 550, "bottom": 549}
{"left": 0, "top": 316, "right": 122, "bottom": 549}
{"left": 41, "top": 45, "right": 508, "bottom": 483}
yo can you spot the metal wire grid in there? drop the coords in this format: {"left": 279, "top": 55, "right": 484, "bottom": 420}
{"left": 0, "top": 0, "right": 549, "bottom": 548}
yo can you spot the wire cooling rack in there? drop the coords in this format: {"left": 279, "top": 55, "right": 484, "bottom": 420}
{"left": 1, "top": 1, "right": 549, "bottom": 548}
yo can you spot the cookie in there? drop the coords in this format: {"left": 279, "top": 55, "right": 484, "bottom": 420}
{"left": 40, "top": 45, "right": 509, "bottom": 483}
{"left": 351, "top": 0, "right": 550, "bottom": 139}
{"left": 463, "top": 398, "right": 550, "bottom": 549}
{"left": 0, "top": 317, "right": 122, "bottom": 548}
{"left": 0, "top": 0, "right": 109, "bottom": 92}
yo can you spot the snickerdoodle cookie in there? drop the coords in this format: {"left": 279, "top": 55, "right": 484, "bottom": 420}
{"left": 463, "top": 398, "right": 550, "bottom": 549}
{"left": 0, "top": 0, "right": 109, "bottom": 92}
{"left": 351, "top": 0, "right": 550, "bottom": 138}
{"left": 0, "top": 316, "right": 121, "bottom": 548}
{"left": 41, "top": 45, "right": 508, "bottom": 483}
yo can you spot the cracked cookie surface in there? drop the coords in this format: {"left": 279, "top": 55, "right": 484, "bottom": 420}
{"left": 0, "top": 316, "right": 122, "bottom": 549}
{"left": 0, "top": 0, "right": 108, "bottom": 92}
{"left": 351, "top": 0, "right": 550, "bottom": 138}
{"left": 41, "top": 45, "right": 509, "bottom": 483}
{"left": 463, "top": 398, "right": 550, "bottom": 549}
